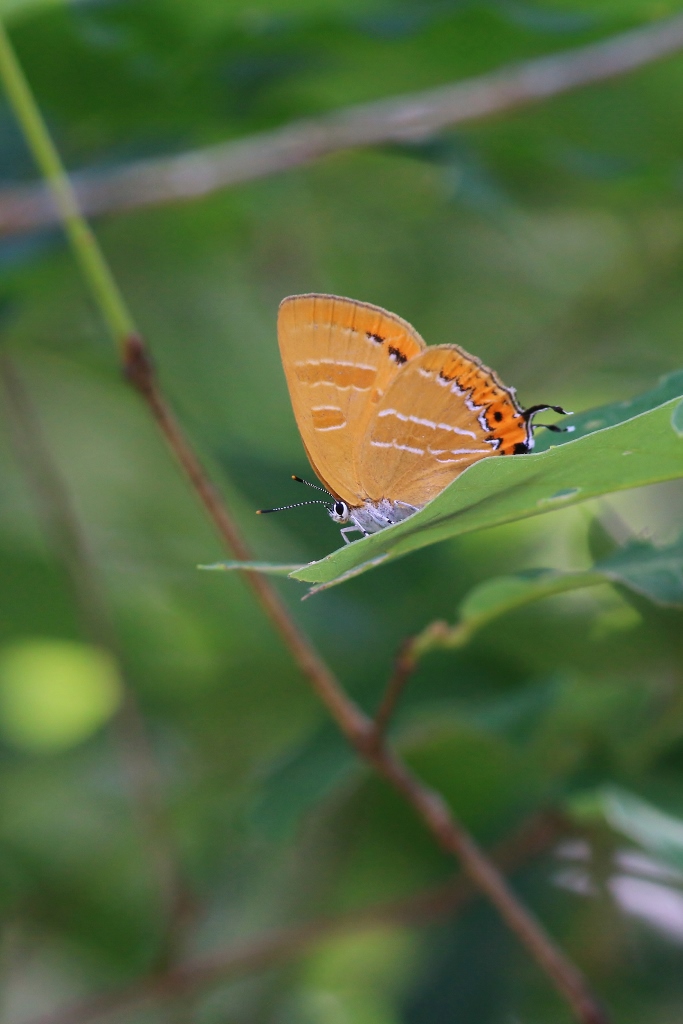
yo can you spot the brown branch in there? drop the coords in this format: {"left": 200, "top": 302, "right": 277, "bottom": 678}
{"left": 0, "top": 353, "right": 195, "bottom": 963}
{"left": 120, "top": 343, "right": 608, "bottom": 1021}
{"left": 2, "top": 13, "right": 683, "bottom": 235}
{"left": 370, "top": 751, "right": 607, "bottom": 1023}
{"left": 373, "top": 617, "right": 472, "bottom": 742}
{"left": 372, "top": 637, "right": 418, "bottom": 743}
{"left": 24, "top": 810, "right": 569, "bottom": 1024}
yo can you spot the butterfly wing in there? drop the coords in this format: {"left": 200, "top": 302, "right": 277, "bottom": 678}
{"left": 278, "top": 294, "right": 425, "bottom": 505}
{"left": 359, "top": 344, "right": 531, "bottom": 507}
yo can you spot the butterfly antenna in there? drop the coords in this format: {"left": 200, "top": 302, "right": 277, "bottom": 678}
{"left": 291, "top": 475, "right": 333, "bottom": 496}
{"left": 523, "top": 404, "right": 575, "bottom": 434}
{"left": 257, "top": 500, "right": 329, "bottom": 515}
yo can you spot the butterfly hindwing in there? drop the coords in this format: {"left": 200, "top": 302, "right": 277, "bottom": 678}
{"left": 359, "top": 344, "right": 530, "bottom": 507}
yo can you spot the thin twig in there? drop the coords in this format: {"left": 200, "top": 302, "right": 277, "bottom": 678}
{"left": 372, "top": 637, "right": 418, "bottom": 744}
{"left": 0, "top": 23, "right": 609, "bottom": 1023}
{"left": 372, "top": 620, "right": 463, "bottom": 742}
{"left": 367, "top": 748, "right": 607, "bottom": 1024}
{"left": 0, "top": 353, "right": 194, "bottom": 963}
{"left": 2, "top": 13, "right": 683, "bottom": 234}
{"left": 24, "top": 810, "right": 568, "bottom": 1024}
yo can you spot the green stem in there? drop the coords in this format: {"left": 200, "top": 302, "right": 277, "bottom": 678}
{"left": 0, "top": 21, "right": 136, "bottom": 350}
{"left": 412, "top": 569, "right": 605, "bottom": 659}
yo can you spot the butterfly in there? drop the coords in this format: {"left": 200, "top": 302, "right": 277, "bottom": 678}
{"left": 261, "top": 294, "right": 568, "bottom": 543}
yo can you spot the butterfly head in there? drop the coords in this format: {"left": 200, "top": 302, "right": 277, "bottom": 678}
{"left": 328, "top": 500, "right": 350, "bottom": 525}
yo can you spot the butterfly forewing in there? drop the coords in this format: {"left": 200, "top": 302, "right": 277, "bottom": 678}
{"left": 359, "top": 344, "right": 530, "bottom": 507}
{"left": 278, "top": 294, "right": 425, "bottom": 504}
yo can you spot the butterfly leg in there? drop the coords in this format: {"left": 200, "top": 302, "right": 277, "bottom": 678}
{"left": 340, "top": 525, "right": 366, "bottom": 544}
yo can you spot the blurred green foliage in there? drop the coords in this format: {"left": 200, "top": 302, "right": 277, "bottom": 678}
{"left": 2, "top": 1, "right": 683, "bottom": 1022}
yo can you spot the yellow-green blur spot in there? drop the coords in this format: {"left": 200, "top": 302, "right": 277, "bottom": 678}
{"left": 0, "top": 639, "right": 122, "bottom": 753}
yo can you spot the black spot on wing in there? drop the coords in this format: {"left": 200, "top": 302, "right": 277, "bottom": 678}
{"left": 366, "top": 332, "right": 385, "bottom": 345}
{"left": 388, "top": 345, "right": 407, "bottom": 365}
{"left": 439, "top": 369, "right": 454, "bottom": 382}
{"left": 513, "top": 441, "right": 529, "bottom": 454}
{"left": 493, "top": 410, "right": 503, "bottom": 422}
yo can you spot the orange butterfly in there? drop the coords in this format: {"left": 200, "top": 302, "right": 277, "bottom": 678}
{"left": 262, "top": 294, "right": 567, "bottom": 543}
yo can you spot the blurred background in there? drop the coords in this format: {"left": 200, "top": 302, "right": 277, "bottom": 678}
{"left": 1, "top": 1, "right": 683, "bottom": 1021}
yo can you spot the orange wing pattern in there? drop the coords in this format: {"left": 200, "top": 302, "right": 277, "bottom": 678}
{"left": 359, "top": 344, "right": 530, "bottom": 507}
{"left": 278, "top": 295, "right": 425, "bottom": 505}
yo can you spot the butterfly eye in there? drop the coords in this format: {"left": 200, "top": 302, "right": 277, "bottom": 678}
{"left": 335, "top": 501, "right": 347, "bottom": 517}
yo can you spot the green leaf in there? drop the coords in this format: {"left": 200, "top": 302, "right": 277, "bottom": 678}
{"left": 410, "top": 676, "right": 565, "bottom": 746}
{"left": 533, "top": 368, "right": 683, "bottom": 452}
{"left": 602, "top": 786, "right": 683, "bottom": 873}
{"left": 250, "top": 723, "right": 359, "bottom": 841}
{"left": 671, "top": 396, "right": 683, "bottom": 438}
{"left": 457, "top": 569, "right": 601, "bottom": 627}
{"left": 292, "top": 394, "right": 683, "bottom": 592}
{"left": 597, "top": 537, "right": 683, "bottom": 607}
{"left": 448, "top": 535, "right": 683, "bottom": 647}
{"left": 199, "top": 560, "right": 304, "bottom": 576}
